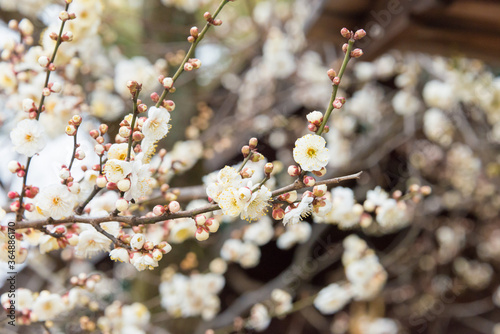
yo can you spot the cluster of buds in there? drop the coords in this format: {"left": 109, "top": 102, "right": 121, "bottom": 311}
{"left": 127, "top": 80, "right": 143, "bottom": 97}
{"left": 10, "top": 19, "right": 35, "bottom": 45}
{"left": 152, "top": 201, "right": 181, "bottom": 217}
{"left": 340, "top": 28, "right": 365, "bottom": 58}
{"left": 184, "top": 58, "right": 201, "bottom": 72}
{"left": 8, "top": 185, "right": 39, "bottom": 212}
{"left": 187, "top": 26, "right": 199, "bottom": 43}
{"left": 90, "top": 123, "right": 108, "bottom": 157}
{"left": 241, "top": 137, "right": 264, "bottom": 162}
{"left": 8, "top": 160, "right": 26, "bottom": 177}
{"left": 58, "top": 10, "right": 76, "bottom": 22}
{"left": 65, "top": 114, "right": 82, "bottom": 136}
{"left": 42, "top": 81, "right": 62, "bottom": 97}
{"left": 118, "top": 115, "right": 147, "bottom": 146}
{"left": 272, "top": 191, "right": 297, "bottom": 219}
{"left": 69, "top": 273, "right": 102, "bottom": 291}
{"left": 194, "top": 215, "right": 220, "bottom": 241}
{"left": 332, "top": 97, "right": 346, "bottom": 109}
{"left": 111, "top": 233, "right": 172, "bottom": 270}
{"left": 21, "top": 98, "right": 38, "bottom": 119}
{"left": 49, "top": 30, "right": 73, "bottom": 42}
{"left": 204, "top": 12, "right": 222, "bottom": 26}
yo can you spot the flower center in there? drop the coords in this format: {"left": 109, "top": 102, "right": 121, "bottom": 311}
{"left": 25, "top": 134, "right": 33, "bottom": 142}
{"left": 52, "top": 197, "right": 61, "bottom": 206}
{"left": 307, "top": 148, "right": 317, "bottom": 157}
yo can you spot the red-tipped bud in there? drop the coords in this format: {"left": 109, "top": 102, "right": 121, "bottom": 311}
{"left": 190, "top": 26, "right": 199, "bottom": 38}
{"left": 150, "top": 92, "right": 159, "bottom": 103}
{"left": 106, "top": 182, "right": 118, "bottom": 191}
{"left": 308, "top": 123, "right": 318, "bottom": 132}
{"left": 313, "top": 184, "right": 327, "bottom": 197}
{"left": 195, "top": 226, "right": 209, "bottom": 241}
{"left": 184, "top": 63, "right": 193, "bottom": 71}
{"left": 89, "top": 129, "right": 99, "bottom": 139}
{"left": 162, "top": 77, "right": 174, "bottom": 89}
{"left": 350, "top": 48, "right": 364, "bottom": 58}
{"left": 206, "top": 218, "right": 220, "bottom": 233}
{"left": 8, "top": 191, "right": 19, "bottom": 199}
{"left": 341, "top": 28, "right": 351, "bottom": 38}
{"left": 168, "top": 201, "right": 180, "bottom": 213}
{"left": 287, "top": 165, "right": 301, "bottom": 177}
{"left": 195, "top": 215, "right": 206, "bottom": 226}
{"left": 327, "top": 68, "right": 336, "bottom": 81}
{"left": 312, "top": 167, "right": 327, "bottom": 177}
{"left": 164, "top": 100, "right": 175, "bottom": 111}
{"left": 354, "top": 29, "right": 366, "bottom": 40}
{"left": 303, "top": 175, "right": 316, "bottom": 187}
{"left": 132, "top": 131, "right": 144, "bottom": 142}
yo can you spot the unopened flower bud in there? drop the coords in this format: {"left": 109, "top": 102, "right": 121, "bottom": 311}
{"left": 332, "top": 98, "right": 344, "bottom": 109}
{"left": 49, "top": 32, "right": 58, "bottom": 40}
{"left": 106, "top": 182, "right": 118, "bottom": 191}
{"left": 303, "top": 175, "right": 316, "bottom": 187}
{"left": 204, "top": 12, "right": 212, "bottom": 20}
{"left": 195, "top": 227, "right": 209, "bottom": 241}
{"left": 89, "top": 129, "right": 99, "bottom": 139}
{"left": 333, "top": 77, "right": 340, "bottom": 85}
{"left": 287, "top": 165, "right": 301, "bottom": 177}
{"left": 340, "top": 27, "right": 351, "bottom": 39}
{"left": 117, "top": 179, "right": 131, "bottom": 192}
{"left": 190, "top": 58, "right": 201, "bottom": 69}
{"left": 115, "top": 198, "right": 129, "bottom": 212}
{"left": 10, "top": 201, "right": 20, "bottom": 212}
{"left": 264, "top": 163, "right": 274, "bottom": 175}
{"left": 190, "top": 26, "right": 199, "bottom": 38}
{"left": 409, "top": 184, "right": 420, "bottom": 193}
{"left": 272, "top": 207, "right": 285, "bottom": 220}
{"left": 342, "top": 43, "right": 348, "bottom": 53}
{"left": 184, "top": 63, "right": 193, "bottom": 71}
{"left": 153, "top": 205, "right": 166, "bottom": 216}
{"left": 249, "top": 137, "right": 258, "bottom": 149}
{"left": 94, "top": 144, "right": 105, "bottom": 155}
{"left": 152, "top": 249, "right": 163, "bottom": 261}
{"left": 18, "top": 19, "right": 34, "bottom": 36}
{"left": 313, "top": 184, "right": 327, "bottom": 197}
{"left": 24, "top": 203, "right": 35, "bottom": 212}
{"left": 8, "top": 161, "right": 21, "bottom": 173}
{"left": 164, "top": 100, "right": 175, "bottom": 111}
{"left": 132, "top": 131, "right": 144, "bottom": 142}
{"left": 187, "top": 36, "right": 195, "bottom": 43}
{"left": 306, "top": 111, "right": 323, "bottom": 126}
{"left": 8, "top": 20, "right": 18, "bottom": 30}
{"left": 195, "top": 215, "right": 206, "bottom": 226}
{"left": 158, "top": 241, "right": 172, "bottom": 254}
{"left": 68, "top": 182, "right": 80, "bottom": 194}
{"left": 354, "top": 29, "right": 366, "bottom": 40}
{"left": 327, "top": 69, "right": 336, "bottom": 81}
{"left": 251, "top": 153, "right": 264, "bottom": 162}
{"left": 350, "top": 48, "right": 364, "bottom": 58}
{"left": 168, "top": 201, "right": 180, "bottom": 213}
{"left": 308, "top": 123, "right": 318, "bottom": 132}
{"left": 143, "top": 241, "right": 155, "bottom": 251}
{"left": 420, "top": 185, "right": 432, "bottom": 196}
{"left": 42, "top": 87, "right": 51, "bottom": 96}
{"left": 312, "top": 167, "right": 327, "bottom": 177}
{"left": 98, "top": 124, "right": 108, "bottom": 135}
{"left": 137, "top": 104, "right": 147, "bottom": 113}
{"left": 240, "top": 167, "right": 254, "bottom": 179}
{"left": 38, "top": 56, "right": 50, "bottom": 67}
{"left": 59, "top": 168, "right": 70, "bottom": 180}
{"left": 150, "top": 92, "right": 159, "bottom": 102}
{"left": 96, "top": 175, "right": 107, "bottom": 188}
{"left": 162, "top": 77, "right": 173, "bottom": 89}
{"left": 8, "top": 191, "right": 19, "bottom": 199}
{"left": 62, "top": 31, "right": 73, "bottom": 42}
{"left": 206, "top": 218, "right": 220, "bottom": 233}
{"left": 240, "top": 145, "right": 250, "bottom": 157}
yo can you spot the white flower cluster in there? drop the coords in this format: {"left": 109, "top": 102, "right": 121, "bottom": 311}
{"left": 220, "top": 238, "right": 261, "bottom": 268}
{"left": 245, "top": 289, "right": 293, "bottom": 332}
{"left": 98, "top": 302, "right": 151, "bottom": 334}
{"left": 315, "top": 187, "right": 363, "bottom": 229}
{"left": 160, "top": 272, "right": 225, "bottom": 320}
{"left": 206, "top": 166, "right": 272, "bottom": 220}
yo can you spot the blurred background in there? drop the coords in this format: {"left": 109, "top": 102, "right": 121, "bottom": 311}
{"left": 1, "top": 0, "right": 500, "bottom": 333}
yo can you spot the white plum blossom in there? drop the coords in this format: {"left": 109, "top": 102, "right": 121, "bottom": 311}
{"left": 293, "top": 134, "right": 329, "bottom": 172}
{"left": 392, "top": 90, "right": 421, "bottom": 116}
{"left": 142, "top": 107, "right": 171, "bottom": 142}
{"left": 422, "top": 80, "right": 455, "bottom": 110}
{"left": 10, "top": 119, "right": 48, "bottom": 157}
{"left": 125, "top": 159, "right": 153, "bottom": 201}
{"left": 110, "top": 247, "right": 130, "bottom": 263}
{"left": 36, "top": 184, "right": 76, "bottom": 219}
{"left": 103, "top": 159, "right": 132, "bottom": 183}
{"left": 376, "top": 199, "right": 410, "bottom": 231}
{"left": 107, "top": 143, "right": 133, "bottom": 160}
{"left": 247, "top": 303, "right": 271, "bottom": 332}
{"left": 314, "top": 283, "right": 352, "bottom": 315}
{"left": 240, "top": 185, "right": 272, "bottom": 220}
{"left": 168, "top": 218, "right": 197, "bottom": 244}
{"left": 32, "top": 291, "right": 65, "bottom": 321}
{"left": 282, "top": 196, "right": 314, "bottom": 226}
{"left": 243, "top": 216, "right": 274, "bottom": 246}
{"left": 75, "top": 224, "right": 113, "bottom": 258}
{"left": 277, "top": 222, "right": 312, "bottom": 249}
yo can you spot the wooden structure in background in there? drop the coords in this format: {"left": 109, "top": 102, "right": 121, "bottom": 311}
{"left": 307, "top": 0, "right": 500, "bottom": 64}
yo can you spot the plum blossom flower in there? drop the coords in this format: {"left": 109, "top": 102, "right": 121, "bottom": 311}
{"left": 314, "top": 283, "right": 352, "bottom": 315}
{"left": 103, "top": 159, "right": 132, "bottom": 183}
{"left": 282, "top": 196, "right": 314, "bottom": 226}
{"left": 142, "top": 107, "right": 171, "bottom": 142}
{"left": 10, "top": 119, "right": 48, "bottom": 157}
{"left": 293, "top": 134, "right": 329, "bottom": 171}
{"left": 36, "top": 184, "right": 76, "bottom": 219}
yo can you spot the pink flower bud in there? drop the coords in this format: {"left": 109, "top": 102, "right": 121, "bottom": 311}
{"left": 8, "top": 191, "right": 19, "bottom": 199}
{"left": 308, "top": 123, "right": 318, "bottom": 132}
{"left": 17, "top": 169, "right": 26, "bottom": 177}
{"left": 184, "top": 63, "right": 193, "bottom": 71}
{"left": 189, "top": 58, "right": 201, "bottom": 69}
{"left": 333, "top": 77, "right": 340, "bottom": 85}
{"left": 143, "top": 241, "right": 155, "bottom": 251}
{"left": 137, "top": 104, "right": 147, "bottom": 113}
{"left": 287, "top": 165, "right": 301, "bottom": 177}
{"left": 150, "top": 92, "right": 159, "bottom": 102}
{"left": 106, "top": 182, "right": 117, "bottom": 191}
{"left": 132, "top": 131, "right": 144, "bottom": 142}
{"left": 61, "top": 31, "right": 73, "bottom": 42}
{"left": 195, "top": 226, "right": 209, "bottom": 241}
{"left": 8, "top": 161, "right": 21, "bottom": 173}
{"left": 49, "top": 32, "right": 58, "bottom": 40}
{"left": 249, "top": 137, "right": 258, "bottom": 149}
{"left": 190, "top": 26, "right": 199, "bottom": 38}
{"left": 303, "top": 175, "right": 316, "bottom": 187}
{"left": 89, "top": 129, "right": 99, "bottom": 139}
{"left": 164, "top": 100, "right": 175, "bottom": 111}
{"left": 24, "top": 203, "right": 35, "bottom": 212}
{"left": 354, "top": 29, "right": 366, "bottom": 40}
{"left": 42, "top": 87, "right": 51, "bottom": 96}
{"left": 119, "top": 126, "right": 130, "bottom": 138}
{"left": 187, "top": 36, "right": 195, "bottom": 43}
{"left": 10, "top": 201, "right": 20, "bottom": 212}
{"left": 342, "top": 43, "right": 348, "bottom": 53}
{"left": 213, "top": 19, "right": 222, "bottom": 26}
{"left": 204, "top": 12, "right": 212, "bottom": 20}
{"left": 341, "top": 28, "right": 351, "bottom": 39}
{"left": 153, "top": 205, "right": 165, "bottom": 216}
{"left": 332, "top": 98, "right": 344, "bottom": 109}
{"left": 72, "top": 115, "right": 82, "bottom": 125}
{"left": 168, "top": 201, "right": 180, "bottom": 213}
{"left": 350, "top": 48, "right": 364, "bottom": 58}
